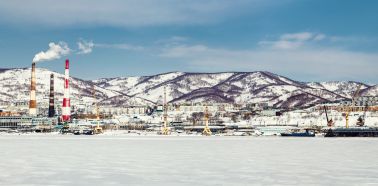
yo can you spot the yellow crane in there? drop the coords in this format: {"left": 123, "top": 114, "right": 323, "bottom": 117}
{"left": 202, "top": 104, "right": 212, "bottom": 136}
{"left": 93, "top": 86, "right": 103, "bottom": 134}
{"left": 161, "top": 86, "right": 170, "bottom": 135}
{"left": 345, "top": 84, "right": 362, "bottom": 128}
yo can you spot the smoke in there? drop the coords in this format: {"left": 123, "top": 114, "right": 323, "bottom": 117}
{"left": 33, "top": 42, "right": 71, "bottom": 62}
{"left": 77, "top": 39, "right": 144, "bottom": 54}
{"left": 77, "top": 39, "right": 94, "bottom": 54}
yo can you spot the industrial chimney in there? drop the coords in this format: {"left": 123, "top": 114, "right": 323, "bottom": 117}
{"left": 29, "top": 62, "right": 37, "bottom": 116}
{"left": 48, "top": 73, "right": 55, "bottom": 117}
{"left": 62, "top": 59, "right": 71, "bottom": 122}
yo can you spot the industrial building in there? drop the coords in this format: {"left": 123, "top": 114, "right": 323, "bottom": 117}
{"left": 0, "top": 116, "right": 58, "bottom": 129}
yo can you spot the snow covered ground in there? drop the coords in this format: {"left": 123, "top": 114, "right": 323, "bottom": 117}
{"left": 0, "top": 136, "right": 377, "bottom": 185}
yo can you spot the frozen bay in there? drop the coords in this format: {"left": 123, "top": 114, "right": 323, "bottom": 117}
{"left": 0, "top": 136, "right": 378, "bottom": 186}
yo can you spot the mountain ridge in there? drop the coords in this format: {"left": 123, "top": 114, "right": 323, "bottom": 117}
{"left": 0, "top": 68, "right": 376, "bottom": 109}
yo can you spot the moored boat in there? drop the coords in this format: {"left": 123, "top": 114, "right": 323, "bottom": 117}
{"left": 324, "top": 127, "right": 378, "bottom": 137}
{"left": 281, "top": 129, "right": 315, "bottom": 137}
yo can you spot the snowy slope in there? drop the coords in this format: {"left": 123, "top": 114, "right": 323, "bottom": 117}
{"left": 360, "top": 85, "right": 378, "bottom": 96}
{"left": 94, "top": 71, "right": 375, "bottom": 108}
{"left": 306, "top": 81, "right": 369, "bottom": 98}
{"left": 0, "top": 68, "right": 376, "bottom": 109}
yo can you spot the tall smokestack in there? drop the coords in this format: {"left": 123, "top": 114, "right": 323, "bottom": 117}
{"left": 62, "top": 59, "right": 70, "bottom": 122}
{"left": 48, "top": 73, "right": 55, "bottom": 117}
{"left": 29, "top": 62, "right": 37, "bottom": 116}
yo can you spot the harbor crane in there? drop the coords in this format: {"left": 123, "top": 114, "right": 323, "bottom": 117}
{"left": 161, "top": 86, "right": 170, "bottom": 135}
{"left": 202, "top": 104, "right": 212, "bottom": 136}
{"left": 356, "top": 104, "right": 368, "bottom": 127}
{"left": 344, "top": 84, "right": 362, "bottom": 128}
{"left": 323, "top": 106, "right": 334, "bottom": 127}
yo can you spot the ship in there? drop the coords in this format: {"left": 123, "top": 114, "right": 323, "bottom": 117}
{"left": 324, "top": 127, "right": 378, "bottom": 137}
{"left": 281, "top": 129, "right": 315, "bottom": 137}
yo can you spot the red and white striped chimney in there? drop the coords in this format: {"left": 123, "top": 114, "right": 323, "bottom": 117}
{"left": 62, "top": 59, "right": 71, "bottom": 122}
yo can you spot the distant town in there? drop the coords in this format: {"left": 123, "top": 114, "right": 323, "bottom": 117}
{"left": 1, "top": 60, "right": 378, "bottom": 137}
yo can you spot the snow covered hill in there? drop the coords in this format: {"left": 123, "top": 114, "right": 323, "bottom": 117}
{"left": 0, "top": 68, "right": 376, "bottom": 109}
{"left": 92, "top": 71, "right": 376, "bottom": 108}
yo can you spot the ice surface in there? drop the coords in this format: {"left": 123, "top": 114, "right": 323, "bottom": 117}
{"left": 0, "top": 136, "right": 378, "bottom": 186}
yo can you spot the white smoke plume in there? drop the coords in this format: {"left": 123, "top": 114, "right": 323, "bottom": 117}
{"left": 33, "top": 42, "right": 71, "bottom": 62}
{"left": 77, "top": 39, "right": 143, "bottom": 54}
{"left": 77, "top": 40, "right": 94, "bottom": 54}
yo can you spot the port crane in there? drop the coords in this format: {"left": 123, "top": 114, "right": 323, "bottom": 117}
{"left": 161, "top": 86, "right": 170, "bottom": 135}
{"left": 202, "top": 104, "right": 212, "bottom": 136}
{"left": 344, "top": 84, "right": 362, "bottom": 128}
{"left": 323, "top": 105, "right": 334, "bottom": 127}
{"left": 356, "top": 104, "right": 368, "bottom": 127}
{"left": 93, "top": 86, "right": 103, "bottom": 134}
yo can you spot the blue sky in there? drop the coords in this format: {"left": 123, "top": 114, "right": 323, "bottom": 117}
{"left": 0, "top": 0, "right": 377, "bottom": 83}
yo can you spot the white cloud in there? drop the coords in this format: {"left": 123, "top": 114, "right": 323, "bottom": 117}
{"left": 159, "top": 42, "right": 378, "bottom": 82}
{"left": 259, "top": 40, "right": 302, "bottom": 50}
{"left": 169, "top": 36, "right": 188, "bottom": 42}
{"left": 77, "top": 40, "right": 94, "bottom": 54}
{"left": 313, "top": 34, "right": 326, "bottom": 41}
{"left": 259, "top": 32, "right": 327, "bottom": 49}
{"left": 0, "top": 0, "right": 262, "bottom": 27}
{"left": 33, "top": 42, "right": 71, "bottom": 62}
{"left": 280, "top": 32, "right": 314, "bottom": 41}
{"left": 155, "top": 36, "right": 189, "bottom": 46}
{"left": 160, "top": 45, "right": 208, "bottom": 58}
{"left": 95, "top": 43, "right": 144, "bottom": 51}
